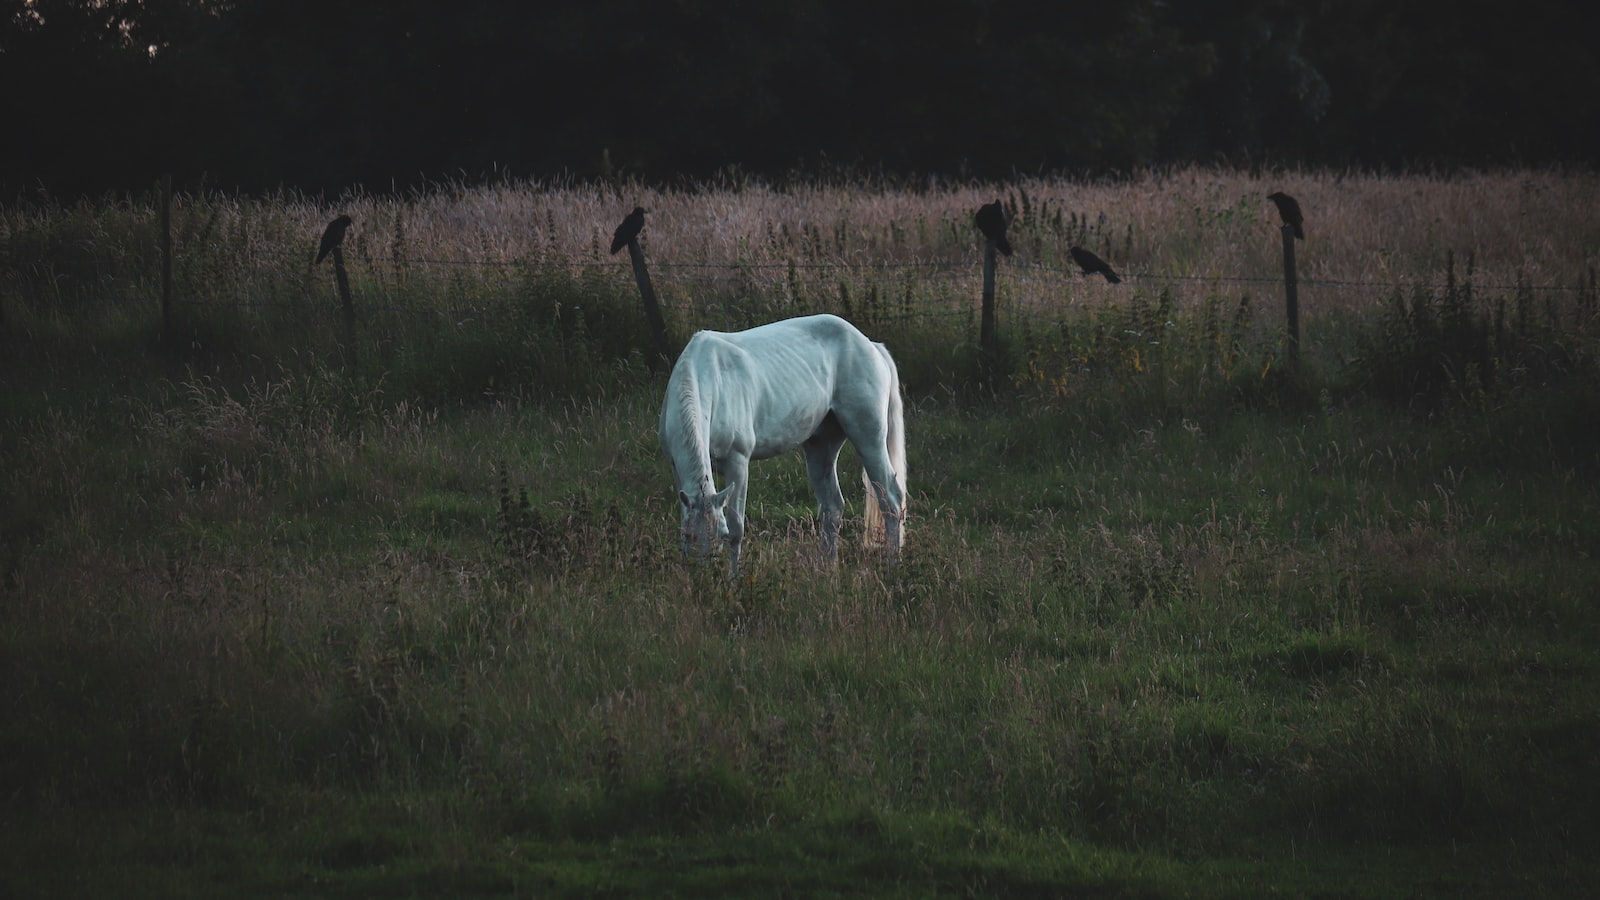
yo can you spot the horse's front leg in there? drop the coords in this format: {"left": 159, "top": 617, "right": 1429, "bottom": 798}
{"left": 722, "top": 455, "right": 751, "bottom": 577}
{"left": 804, "top": 438, "right": 846, "bottom": 565}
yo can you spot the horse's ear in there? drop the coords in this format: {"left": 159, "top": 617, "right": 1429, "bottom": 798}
{"left": 679, "top": 490, "right": 692, "bottom": 509}
{"left": 710, "top": 484, "right": 733, "bottom": 510}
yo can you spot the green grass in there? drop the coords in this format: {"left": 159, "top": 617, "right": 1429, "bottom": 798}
{"left": 2, "top": 171, "right": 1599, "bottom": 897}
{"left": 8, "top": 799, "right": 1576, "bottom": 899}
{"left": 4, "top": 375, "right": 1597, "bottom": 896}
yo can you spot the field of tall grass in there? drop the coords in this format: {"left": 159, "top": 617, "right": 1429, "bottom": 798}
{"left": 2, "top": 168, "right": 1598, "bottom": 897}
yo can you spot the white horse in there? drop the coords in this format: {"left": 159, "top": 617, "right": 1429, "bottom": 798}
{"left": 659, "top": 314, "right": 907, "bottom": 575}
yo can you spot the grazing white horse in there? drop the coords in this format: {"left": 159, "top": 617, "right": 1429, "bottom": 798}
{"left": 659, "top": 314, "right": 907, "bottom": 575}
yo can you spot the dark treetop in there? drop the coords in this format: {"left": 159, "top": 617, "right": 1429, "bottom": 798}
{"left": 5, "top": 0, "right": 1599, "bottom": 195}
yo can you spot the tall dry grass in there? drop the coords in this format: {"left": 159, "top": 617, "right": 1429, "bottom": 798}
{"left": 280, "top": 168, "right": 1599, "bottom": 281}
{"left": 7, "top": 167, "right": 1594, "bottom": 401}
{"left": 11, "top": 166, "right": 1590, "bottom": 312}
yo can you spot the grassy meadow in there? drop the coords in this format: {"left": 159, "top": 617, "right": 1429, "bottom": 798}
{"left": 2, "top": 168, "right": 1599, "bottom": 897}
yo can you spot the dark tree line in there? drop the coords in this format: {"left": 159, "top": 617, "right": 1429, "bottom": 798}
{"left": 3, "top": 0, "right": 1597, "bottom": 197}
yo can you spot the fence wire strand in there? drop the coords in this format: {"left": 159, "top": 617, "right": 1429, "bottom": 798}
{"left": 9, "top": 247, "right": 1597, "bottom": 329}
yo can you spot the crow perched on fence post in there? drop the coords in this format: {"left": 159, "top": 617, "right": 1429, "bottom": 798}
{"left": 610, "top": 206, "right": 646, "bottom": 254}
{"left": 1266, "top": 192, "right": 1305, "bottom": 240}
{"left": 1069, "top": 246, "right": 1122, "bottom": 283}
{"left": 974, "top": 200, "right": 1012, "bottom": 256}
{"left": 314, "top": 214, "right": 352, "bottom": 267}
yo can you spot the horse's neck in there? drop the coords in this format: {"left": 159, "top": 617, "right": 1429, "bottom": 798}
{"left": 675, "top": 368, "right": 716, "bottom": 495}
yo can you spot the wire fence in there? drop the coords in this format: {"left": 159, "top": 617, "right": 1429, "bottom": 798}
{"left": 5, "top": 238, "right": 1597, "bottom": 369}
{"left": 8, "top": 252, "right": 1594, "bottom": 305}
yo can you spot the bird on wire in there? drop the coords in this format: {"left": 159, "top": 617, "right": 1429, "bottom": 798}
{"left": 1069, "top": 246, "right": 1122, "bottom": 283}
{"left": 1266, "top": 192, "right": 1305, "bottom": 240}
{"left": 313, "top": 214, "right": 353, "bottom": 267}
{"left": 611, "top": 206, "right": 646, "bottom": 254}
{"left": 974, "top": 200, "right": 1013, "bottom": 256}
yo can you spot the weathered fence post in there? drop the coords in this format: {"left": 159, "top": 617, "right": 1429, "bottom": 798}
{"left": 608, "top": 207, "right": 672, "bottom": 368}
{"left": 1280, "top": 223, "right": 1300, "bottom": 365}
{"left": 160, "top": 174, "right": 173, "bottom": 346}
{"left": 625, "top": 240, "right": 672, "bottom": 369}
{"left": 980, "top": 241, "right": 998, "bottom": 380}
{"left": 973, "top": 199, "right": 1009, "bottom": 383}
{"left": 332, "top": 246, "right": 356, "bottom": 368}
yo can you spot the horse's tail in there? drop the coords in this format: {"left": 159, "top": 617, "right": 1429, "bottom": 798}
{"left": 862, "top": 363, "right": 907, "bottom": 549}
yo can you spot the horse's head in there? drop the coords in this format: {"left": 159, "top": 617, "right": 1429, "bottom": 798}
{"left": 677, "top": 486, "right": 732, "bottom": 560}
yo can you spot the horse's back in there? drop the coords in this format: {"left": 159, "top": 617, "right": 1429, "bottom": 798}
{"left": 670, "top": 315, "right": 895, "bottom": 459}
{"left": 746, "top": 314, "right": 891, "bottom": 386}
{"left": 683, "top": 315, "right": 888, "bottom": 392}
{"left": 703, "top": 313, "right": 872, "bottom": 356}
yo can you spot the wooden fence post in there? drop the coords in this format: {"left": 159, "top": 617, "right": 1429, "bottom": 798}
{"left": 332, "top": 245, "right": 356, "bottom": 368}
{"left": 626, "top": 240, "right": 673, "bottom": 369}
{"left": 1280, "top": 224, "right": 1299, "bottom": 366}
{"left": 980, "top": 241, "right": 998, "bottom": 380}
{"left": 160, "top": 174, "right": 173, "bottom": 346}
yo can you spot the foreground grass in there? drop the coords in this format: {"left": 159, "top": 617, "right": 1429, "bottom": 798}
{"left": 4, "top": 801, "right": 1568, "bottom": 899}
{"left": 3, "top": 367, "right": 1598, "bottom": 897}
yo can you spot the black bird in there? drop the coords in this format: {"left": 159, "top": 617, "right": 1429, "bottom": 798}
{"left": 1266, "top": 192, "right": 1305, "bottom": 240}
{"left": 314, "top": 214, "right": 353, "bottom": 267}
{"left": 974, "top": 200, "right": 1012, "bottom": 256}
{"left": 610, "top": 206, "right": 646, "bottom": 254}
{"left": 1069, "top": 246, "right": 1122, "bottom": 284}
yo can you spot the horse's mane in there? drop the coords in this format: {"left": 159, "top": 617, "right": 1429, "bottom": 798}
{"left": 673, "top": 349, "right": 715, "bottom": 495}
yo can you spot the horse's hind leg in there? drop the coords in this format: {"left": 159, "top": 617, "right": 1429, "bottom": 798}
{"left": 834, "top": 406, "right": 903, "bottom": 539}
{"left": 854, "top": 441, "right": 904, "bottom": 557}
{"left": 866, "top": 472, "right": 902, "bottom": 547}
{"left": 803, "top": 436, "right": 847, "bottom": 564}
